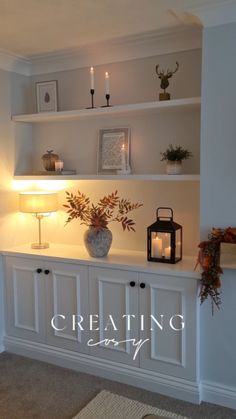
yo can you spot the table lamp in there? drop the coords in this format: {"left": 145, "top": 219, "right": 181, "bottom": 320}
{"left": 19, "top": 191, "right": 58, "bottom": 249}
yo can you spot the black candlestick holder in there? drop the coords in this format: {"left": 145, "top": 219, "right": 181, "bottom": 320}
{"left": 86, "top": 89, "right": 95, "bottom": 109}
{"left": 101, "top": 94, "right": 112, "bottom": 107}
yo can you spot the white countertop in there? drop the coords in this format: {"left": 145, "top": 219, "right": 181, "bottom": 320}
{"left": 2, "top": 243, "right": 200, "bottom": 279}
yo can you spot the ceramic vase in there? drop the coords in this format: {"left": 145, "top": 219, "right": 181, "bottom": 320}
{"left": 84, "top": 227, "right": 112, "bottom": 258}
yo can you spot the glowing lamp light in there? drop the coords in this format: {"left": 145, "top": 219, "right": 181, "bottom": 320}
{"left": 19, "top": 191, "right": 58, "bottom": 249}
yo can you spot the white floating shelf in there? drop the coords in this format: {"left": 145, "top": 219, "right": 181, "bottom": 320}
{"left": 13, "top": 174, "right": 200, "bottom": 181}
{"left": 12, "top": 97, "right": 201, "bottom": 123}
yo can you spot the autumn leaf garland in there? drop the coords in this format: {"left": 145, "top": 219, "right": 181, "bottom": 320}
{"left": 197, "top": 227, "right": 236, "bottom": 313}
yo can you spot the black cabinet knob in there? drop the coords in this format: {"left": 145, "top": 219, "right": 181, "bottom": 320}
{"left": 36, "top": 268, "right": 42, "bottom": 274}
{"left": 130, "top": 281, "right": 136, "bottom": 287}
{"left": 140, "top": 282, "right": 146, "bottom": 289}
{"left": 44, "top": 269, "right": 50, "bottom": 275}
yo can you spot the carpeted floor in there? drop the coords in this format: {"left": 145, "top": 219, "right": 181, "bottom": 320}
{"left": 0, "top": 352, "right": 235, "bottom": 419}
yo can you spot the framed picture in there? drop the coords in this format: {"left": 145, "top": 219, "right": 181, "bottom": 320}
{"left": 98, "top": 127, "right": 130, "bottom": 174}
{"left": 36, "top": 80, "right": 58, "bottom": 113}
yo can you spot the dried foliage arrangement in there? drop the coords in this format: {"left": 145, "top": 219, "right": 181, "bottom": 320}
{"left": 196, "top": 227, "right": 236, "bottom": 313}
{"left": 64, "top": 190, "right": 143, "bottom": 232}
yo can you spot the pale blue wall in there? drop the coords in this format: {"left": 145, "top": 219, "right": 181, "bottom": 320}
{"left": 200, "top": 22, "right": 236, "bottom": 387}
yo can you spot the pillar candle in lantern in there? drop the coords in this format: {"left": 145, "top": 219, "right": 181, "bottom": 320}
{"left": 164, "top": 246, "right": 171, "bottom": 258}
{"left": 152, "top": 235, "right": 162, "bottom": 258}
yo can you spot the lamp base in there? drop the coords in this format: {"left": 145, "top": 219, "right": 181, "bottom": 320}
{"left": 31, "top": 242, "right": 49, "bottom": 249}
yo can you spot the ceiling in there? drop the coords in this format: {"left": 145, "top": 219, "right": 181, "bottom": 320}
{"left": 0, "top": 0, "right": 217, "bottom": 57}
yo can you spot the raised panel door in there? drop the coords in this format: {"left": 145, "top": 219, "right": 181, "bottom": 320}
{"left": 46, "top": 261, "right": 90, "bottom": 353}
{"left": 4, "top": 256, "right": 46, "bottom": 342}
{"left": 139, "top": 272, "right": 198, "bottom": 381}
{"left": 89, "top": 267, "right": 139, "bottom": 366}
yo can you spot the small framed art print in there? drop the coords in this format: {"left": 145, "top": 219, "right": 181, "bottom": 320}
{"left": 36, "top": 80, "right": 58, "bottom": 113}
{"left": 98, "top": 127, "right": 130, "bottom": 174}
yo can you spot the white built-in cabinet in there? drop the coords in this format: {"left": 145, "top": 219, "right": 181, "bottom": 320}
{"left": 89, "top": 267, "right": 140, "bottom": 366}
{"left": 45, "top": 260, "right": 90, "bottom": 353}
{"left": 3, "top": 253, "right": 199, "bottom": 395}
{"left": 89, "top": 267, "right": 198, "bottom": 380}
{"left": 5, "top": 257, "right": 46, "bottom": 343}
{"left": 5, "top": 256, "right": 90, "bottom": 353}
{"left": 139, "top": 272, "right": 198, "bottom": 380}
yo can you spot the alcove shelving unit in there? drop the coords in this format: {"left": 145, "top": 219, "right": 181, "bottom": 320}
{"left": 12, "top": 96, "right": 201, "bottom": 181}
{"left": 7, "top": 96, "right": 202, "bottom": 403}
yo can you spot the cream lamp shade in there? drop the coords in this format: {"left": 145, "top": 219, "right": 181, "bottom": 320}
{"left": 19, "top": 192, "right": 58, "bottom": 214}
{"left": 19, "top": 191, "right": 58, "bottom": 249}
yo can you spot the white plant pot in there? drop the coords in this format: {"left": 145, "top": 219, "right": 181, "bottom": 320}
{"left": 166, "top": 161, "right": 182, "bottom": 175}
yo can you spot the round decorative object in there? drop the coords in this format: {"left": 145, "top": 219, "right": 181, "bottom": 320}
{"left": 84, "top": 227, "right": 112, "bottom": 258}
{"left": 42, "top": 150, "right": 59, "bottom": 171}
{"left": 166, "top": 160, "right": 182, "bottom": 175}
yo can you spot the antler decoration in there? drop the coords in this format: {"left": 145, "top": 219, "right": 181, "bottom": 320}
{"left": 155, "top": 61, "right": 179, "bottom": 100}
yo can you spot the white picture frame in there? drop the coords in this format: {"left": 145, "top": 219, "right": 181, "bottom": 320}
{"left": 98, "top": 127, "right": 130, "bottom": 174}
{"left": 36, "top": 80, "right": 58, "bottom": 113}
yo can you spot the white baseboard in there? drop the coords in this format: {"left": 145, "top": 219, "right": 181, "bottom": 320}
{"left": 201, "top": 380, "right": 236, "bottom": 410}
{"left": 4, "top": 335, "right": 200, "bottom": 404}
{"left": 4, "top": 336, "right": 236, "bottom": 410}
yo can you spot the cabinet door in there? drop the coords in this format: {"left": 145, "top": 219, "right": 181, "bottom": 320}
{"left": 89, "top": 267, "right": 139, "bottom": 366}
{"left": 139, "top": 273, "right": 198, "bottom": 381}
{"left": 46, "top": 261, "right": 90, "bottom": 354}
{"left": 4, "top": 256, "right": 46, "bottom": 342}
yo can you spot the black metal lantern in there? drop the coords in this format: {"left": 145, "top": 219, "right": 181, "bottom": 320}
{"left": 147, "top": 207, "right": 182, "bottom": 264}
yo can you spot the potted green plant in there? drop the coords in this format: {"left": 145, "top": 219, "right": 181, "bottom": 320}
{"left": 64, "top": 190, "right": 143, "bottom": 258}
{"left": 160, "top": 144, "right": 192, "bottom": 175}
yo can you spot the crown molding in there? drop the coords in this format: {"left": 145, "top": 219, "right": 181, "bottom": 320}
{"left": 0, "top": 49, "right": 30, "bottom": 76}
{"left": 0, "top": 1, "right": 235, "bottom": 75}
{"left": 0, "top": 26, "right": 202, "bottom": 76}
{"left": 29, "top": 26, "right": 202, "bottom": 75}
{"left": 184, "top": 0, "right": 236, "bottom": 28}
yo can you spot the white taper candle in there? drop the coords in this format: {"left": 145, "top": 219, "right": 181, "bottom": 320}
{"left": 105, "top": 71, "right": 110, "bottom": 94}
{"left": 90, "top": 67, "right": 94, "bottom": 89}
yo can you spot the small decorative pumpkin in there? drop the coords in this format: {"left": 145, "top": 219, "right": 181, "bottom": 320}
{"left": 42, "top": 150, "right": 59, "bottom": 171}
